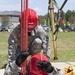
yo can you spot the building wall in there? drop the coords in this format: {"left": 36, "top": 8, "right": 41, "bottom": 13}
{"left": 0, "top": 15, "right": 20, "bottom": 27}
{"left": 9, "top": 16, "right": 19, "bottom": 22}
{"left": 9, "top": 16, "right": 20, "bottom": 28}
{"left": 0, "top": 17, "right": 2, "bottom": 26}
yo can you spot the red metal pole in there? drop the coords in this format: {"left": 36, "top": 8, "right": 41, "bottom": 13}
{"left": 20, "top": 0, "right": 28, "bottom": 75}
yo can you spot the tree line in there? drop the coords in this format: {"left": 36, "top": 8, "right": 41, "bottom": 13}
{"left": 38, "top": 10, "right": 75, "bottom": 26}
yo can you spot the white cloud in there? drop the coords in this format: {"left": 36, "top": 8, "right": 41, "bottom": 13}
{"left": 0, "top": 0, "right": 75, "bottom": 15}
{"left": 33, "top": 8, "right": 43, "bottom": 15}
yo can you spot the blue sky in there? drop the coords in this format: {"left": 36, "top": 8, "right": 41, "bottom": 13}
{"left": 0, "top": 0, "right": 75, "bottom": 15}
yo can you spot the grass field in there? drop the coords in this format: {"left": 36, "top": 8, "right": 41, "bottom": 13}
{"left": 0, "top": 32, "right": 75, "bottom": 68}
{"left": 50, "top": 32, "right": 75, "bottom": 61}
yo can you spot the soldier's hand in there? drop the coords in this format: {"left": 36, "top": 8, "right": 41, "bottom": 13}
{"left": 15, "top": 49, "right": 29, "bottom": 66}
{"left": 37, "top": 60, "right": 54, "bottom": 73}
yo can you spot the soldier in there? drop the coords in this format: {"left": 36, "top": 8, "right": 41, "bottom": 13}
{"left": 15, "top": 51, "right": 65, "bottom": 75}
{"left": 4, "top": 8, "right": 50, "bottom": 75}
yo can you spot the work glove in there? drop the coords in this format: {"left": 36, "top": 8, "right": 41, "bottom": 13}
{"left": 37, "top": 60, "right": 54, "bottom": 73}
{"left": 15, "top": 49, "right": 29, "bottom": 67}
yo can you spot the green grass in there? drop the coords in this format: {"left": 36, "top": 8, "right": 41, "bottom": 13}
{"left": 48, "top": 32, "right": 75, "bottom": 61}
{"left": 51, "top": 50, "right": 75, "bottom": 62}
{"left": 0, "top": 54, "right": 7, "bottom": 68}
{"left": 0, "top": 32, "right": 9, "bottom": 54}
{"left": 0, "top": 32, "right": 10, "bottom": 68}
{"left": 57, "top": 32, "right": 75, "bottom": 39}
{"left": 0, "top": 32, "right": 75, "bottom": 68}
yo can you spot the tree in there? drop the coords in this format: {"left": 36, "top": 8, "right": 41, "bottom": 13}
{"left": 65, "top": 10, "right": 71, "bottom": 22}
{"left": 2, "top": 15, "right": 9, "bottom": 25}
{"left": 65, "top": 10, "right": 75, "bottom": 25}
{"left": 38, "top": 16, "right": 45, "bottom": 25}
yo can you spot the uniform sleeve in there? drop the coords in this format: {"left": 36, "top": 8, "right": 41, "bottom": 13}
{"left": 4, "top": 61, "right": 19, "bottom": 75}
{"left": 35, "top": 25, "right": 51, "bottom": 59}
{"left": 8, "top": 25, "right": 20, "bottom": 62}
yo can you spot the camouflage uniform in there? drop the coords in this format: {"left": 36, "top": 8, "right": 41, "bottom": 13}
{"left": 4, "top": 24, "right": 50, "bottom": 75}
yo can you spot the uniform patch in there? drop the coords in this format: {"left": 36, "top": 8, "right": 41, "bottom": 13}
{"left": 11, "top": 40, "right": 15, "bottom": 43}
{"left": 11, "top": 32, "right": 17, "bottom": 38}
